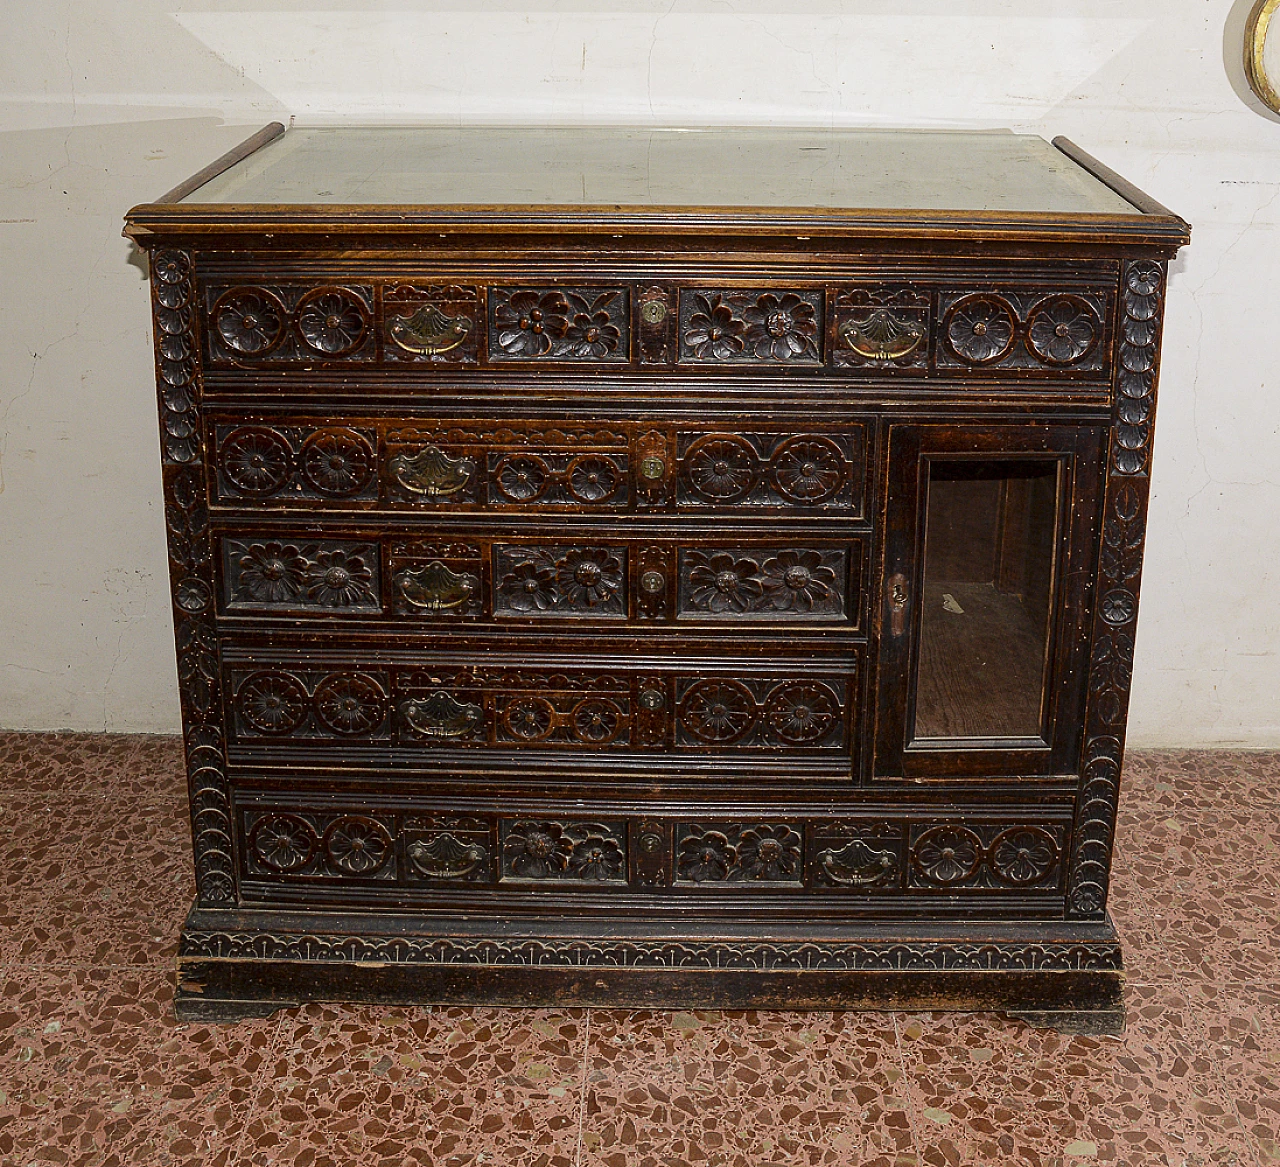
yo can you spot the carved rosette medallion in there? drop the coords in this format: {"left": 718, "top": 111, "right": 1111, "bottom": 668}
{"left": 1067, "top": 260, "right": 1166, "bottom": 920}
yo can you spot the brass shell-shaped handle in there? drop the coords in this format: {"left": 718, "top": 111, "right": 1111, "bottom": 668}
{"left": 407, "top": 832, "right": 489, "bottom": 878}
{"left": 839, "top": 309, "right": 925, "bottom": 361}
{"left": 387, "top": 304, "right": 472, "bottom": 355}
{"left": 395, "top": 561, "right": 479, "bottom": 611}
{"left": 400, "top": 692, "right": 483, "bottom": 739}
{"left": 389, "top": 445, "right": 475, "bottom": 498}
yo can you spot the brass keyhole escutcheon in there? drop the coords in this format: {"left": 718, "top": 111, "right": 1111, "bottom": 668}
{"left": 639, "top": 455, "right": 666, "bottom": 480}
{"left": 639, "top": 688, "right": 665, "bottom": 711}
{"left": 641, "top": 299, "right": 668, "bottom": 325}
{"left": 640, "top": 832, "right": 663, "bottom": 853}
{"left": 640, "top": 570, "right": 666, "bottom": 594}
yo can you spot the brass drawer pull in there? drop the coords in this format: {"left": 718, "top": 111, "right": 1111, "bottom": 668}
{"left": 839, "top": 309, "right": 925, "bottom": 361}
{"left": 389, "top": 445, "right": 475, "bottom": 497}
{"left": 387, "top": 304, "right": 472, "bottom": 355}
{"left": 400, "top": 692, "right": 483, "bottom": 738}
{"left": 395, "top": 562, "right": 478, "bottom": 611}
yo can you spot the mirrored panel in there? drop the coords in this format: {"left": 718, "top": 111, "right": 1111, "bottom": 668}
{"left": 913, "top": 459, "right": 1061, "bottom": 741}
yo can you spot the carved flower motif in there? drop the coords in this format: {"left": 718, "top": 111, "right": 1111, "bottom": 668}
{"left": 684, "top": 295, "right": 746, "bottom": 360}
{"left": 324, "top": 817, "right": 391, "bottom": 875}
{"left": 742, "top": 293, "right": 819, "bottom": 360}
{"left": 945, "top": 296, "right": 1016, "bottom": 364}
{"left": 1100, "top": 588, "right": 1136, "bottom": 626}
{"left": 684, "top": 436, "right": 759, "bottom": 502}
{"left": 236, "top": 542, "right": 308, "bottom": 604}
{"left": 567, "top": 456, "right": 620, "bottom": 502}
{"left": 912, "top": 826, "right": 982, "bottom": 885}
{"left": 677, "top": 827, "right": 734, "bottom": 882}
{"left": 687, "top": 553, "right": 764, "bottom": 614}
{"left": 313, "top": 674, "right": 387, "bottom": 736}
{"left": 495, "top": 291, "right": 570, "bottom": 356}
{"left": 771, "top": 438, "right": 844, "bottom": 503}
{"left": 499, "top": 561, "right": 558, "bottom": 612}
{"left": 680, "top": 679, "right": 757, "bottom": 744}
{"left": 1028, "top": 296, "right": 1099, "bottom": 365}
{"left": 572, "top": 699, "right": 621, "bottom": 743}
{"left": 761, "top": 550, "right": 838, "bottom": 613}
{"left": 990, "top": 827, "right": 1058, "bottom": 885}
{"left": 304, "top": 549, "right": 375, "bottom": 607}
{"left": 504, "top": 696, "right": 556, "bottom": 740}
{"left": 765, "top": 681, "right": 839, "bottom": 745}
{"left": 496, "top": 455, "right": 549, "bottom": 502}
{"left": 215, "top": 289, "right": 285, "bottom": 355}
{"left": 505, "top": 821, "right": 574, "bottom": 878}
{"left": 250, "top": 813, "right": 316, "bottom": 872}
{"left": 222, "top": 428, "right": 292, "bottom": 496}
{"left": 568, "top": 833, "right": 625, "bottom": 880}
{"left": 562, "top": 295, "right": 622, "bottom": 358}
{"left": 735, "top": 825, "right": 802, "bottom": 881}
{"left": 1126, "top": 263, "right": 1162, "bottom": 297}
{"left": 301, "top": 429, "right": 374, "bottom": 496}
{"left": 153, "top": 251, "right": 190, "bottom": 285}
{"left": 238, "top": 671, "right": 308, "bottom": 735}
{"left": 556, "top": 549, "right": 622, "bottom": 608}
{"left": 297, "top": 290, "right": 368, "bottom": 355}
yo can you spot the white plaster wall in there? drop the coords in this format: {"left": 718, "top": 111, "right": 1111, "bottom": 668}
{"left": 0, "top": 0, "right": 1277, "bottom": 743}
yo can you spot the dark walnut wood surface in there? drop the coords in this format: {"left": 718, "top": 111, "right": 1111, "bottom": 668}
{"left": 124, "top": 125, "right": 1188, "bottom": 1029}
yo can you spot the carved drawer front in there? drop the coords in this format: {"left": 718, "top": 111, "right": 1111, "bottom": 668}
{"left": 211, "top": 420, "right": 868, "bottom": 518}
{"left": 218, "top": 533, "right": 866, "bottom": 629}
{"left": 235, "top": 801, "right": 1069, "bottom": 902}
{"left": 198, "top": 274, "right": 1113, "bottom": 381}
{"left": 224, "top": 654, "right": 860, "bottom": 758}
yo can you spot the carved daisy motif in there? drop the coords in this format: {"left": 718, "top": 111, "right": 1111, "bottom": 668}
{"left": 249, "top": 813, "right": 317, "bottom": 872}
{"left": 494, "top": 291, "right": 571, "bottom": 356}
{"left": 566, "top": 456, "right": 620, "bottom": 502}
{"left": 236, "top": 542, "right": 308, "bottom": 604}
{"left": 1027, "top": 296, "right": 1099, "bottom": 365}
{"left": 684, "top": 436, "right": 759, "bottom": 502}
{"left": 495, "top": 455, "right": 549, "bottom": 502}
{"left": 735, "top": 825, "right": 802, "bottom": 881}
{"left": 571, "top": 699, "right": 622, "bottom": 743}
{"left": 221, "top": 428, "right": 292, "bottom": 496}
{"left": 765, "top": 681, "right": 839, "bottom": 745}
{"left": 770, "top": 437, "right": 844, "bottom": 503}
{"left": 686, "top": 552, "right": 764, "bottom": 614}
{"left": 324, "top": 817, "right": 391, "bottom": 875}
{"left": 760, "top": 550, "right": 838, "bottom": 613}
{"left": 505, "top": 821, "right": 574, "bottom": 878}
{"left": 503, "top": 696, "right": 556, "bottom": 741}
{"left": 562, "top": 295, "right": 622, "bottom": 358}
{"left": 313, "top": 673, "right": 387, "bottom": 736}
{"left": 568, "top": 833, "right": 625, "bottom": 880}
{"left": 556, "top": 548, "right": 622, "bottom": 608}
{"left": 742, "top": 293, "right": 819, "bottom": 360}
{"left": 945, "top": 296, "right": 1016, "bottom": 364}
{"left": 912, "top": 826, "right": 982, "bottom": 885}
{"left": 677, "top": 828, "right": 734, "bottom": 882}
{"left": 214, "top": 289, "right": 285, "bottom": 355}
{"left": 684, "top": 295, "right": 746, "bottom": 360}
{"left": 237, "top": 671, "right": 308, "bottom": 735}
{"left": 680, "top": 679, "right": 757, "bottom": 744}
{"left": 297, "top": 290, "right": 368, "bottom": 355}
{"left": 990, "top": 827, "right": 1058, "bottom": 885}
{"left": 304, "top": 550, "right": 375, "bottom": 607}
{"left": 300, "top": 429, "right": 374, "bottom": 497}
{"left": 498, "top": 560, "right": 558, "bottom": 613}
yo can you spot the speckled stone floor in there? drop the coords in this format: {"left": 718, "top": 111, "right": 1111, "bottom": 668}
{"left": 0, "top": 734, "right": 1277, "bottom": 1167}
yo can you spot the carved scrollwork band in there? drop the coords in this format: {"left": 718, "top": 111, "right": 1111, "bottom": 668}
{"left": 233, "top": 806, "right": 1070, "bottom": 898}
{"left": 1067, "top": 259, "right": 1167, "bottom": 920}
{"left": 195, "top": 275, "right": 1116, "bottom": 376}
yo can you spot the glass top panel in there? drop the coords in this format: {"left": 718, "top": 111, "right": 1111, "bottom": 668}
{"left": 180, "top": 127, "right": 1139, "bottom": 215}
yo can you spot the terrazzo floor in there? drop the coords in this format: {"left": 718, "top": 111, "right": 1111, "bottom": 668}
{"left": 0, "top": 733, "right": 1277, "bottom": 1167}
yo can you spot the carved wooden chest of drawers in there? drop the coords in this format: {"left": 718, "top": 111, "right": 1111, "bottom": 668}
{"left": 125, "top": 126, "right": 1188, "bottom": 1028}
